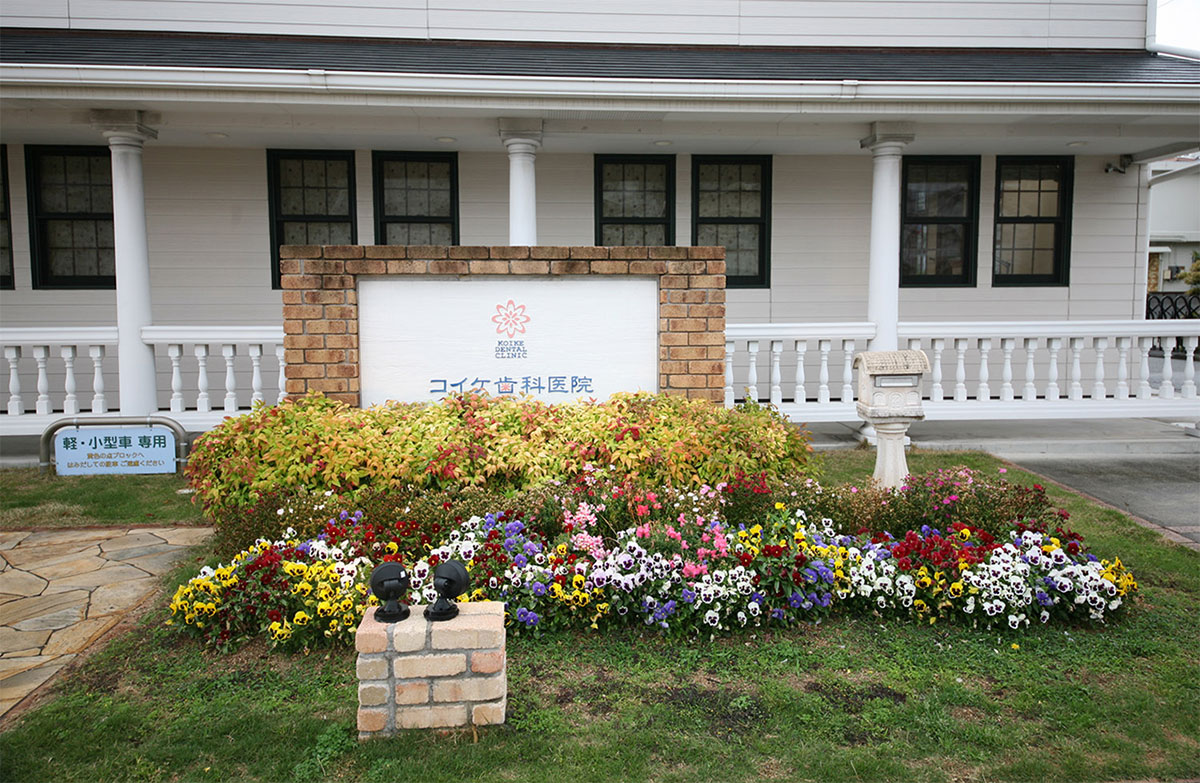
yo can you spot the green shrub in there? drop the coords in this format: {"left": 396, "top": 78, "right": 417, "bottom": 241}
{"left": 186, "top": 392, "right": 815, "bottom": 525}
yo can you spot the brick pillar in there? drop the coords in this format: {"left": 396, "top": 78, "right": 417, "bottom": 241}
{"left": 355, "top": 602, "right": 506, "bottom": 738}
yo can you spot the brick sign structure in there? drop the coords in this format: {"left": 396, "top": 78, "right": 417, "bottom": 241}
{"left": 278, "top": 245, "right": 726, "bottom": 405}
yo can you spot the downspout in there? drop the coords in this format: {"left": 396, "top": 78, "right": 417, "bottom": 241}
{"left": 1146, "top": 0, "right": 1200, "bottom": 59}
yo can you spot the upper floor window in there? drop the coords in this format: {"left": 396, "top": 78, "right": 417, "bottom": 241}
{"left": 0, "top": 145, "right": 12, "bottom": 289}
{"left": 993, "top": 156, "right": 1073, "bottom": 286}
{"left": 594, "top": 155, "right": 675, "bottom": 246}
{"left": 901, "top": 156, "right": 979, "bottom": 287}
{"left": 692, "top": 155, "right": 771, "bottom": 288}
{"left": 372, "top": 152, "right": 458, "bottom": 246}
{"left": 26, "top": 146, "right": 114, "bottom": 289}
{"left": 267, "top": 149, "right": 356, "bottom": 289}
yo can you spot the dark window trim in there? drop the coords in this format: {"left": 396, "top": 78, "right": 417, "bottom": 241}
{"left": 371, "top": 150, "right": 459, "bottom": 246}
{"left": 691, "top": 154, "right": 772, "bottom": 288}
{"left": 593, "top": 154, "right": 676, "bottom": 246}
{"left": 900, "top": 155, "right": 980, "bottom": 288}
{"left": 267, "top": 148, "right": 358, "bottom": 290}
{"left": 25, "top": 144, "right": 114, "bottom": 290}
{"left": 0, "top": 145, "right": 13, "bottom": 289}
{"left": 992, "top": 155, "right": 1074, "bottom": 287}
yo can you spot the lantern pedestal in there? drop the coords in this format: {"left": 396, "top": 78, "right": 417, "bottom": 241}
{"left": 355, "top": 601, "right": 506, "bottom": 738}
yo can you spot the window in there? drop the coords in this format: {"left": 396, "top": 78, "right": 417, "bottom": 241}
{"left": 594, "top": 155, "right": 675, "bottom": 246}
{"left": 0, "top": 145, "right": 12, "bottom": 289}
{"left": 901, "top": 156, "right": 979, "bottom": 287}
{"left": 267, "top": 150, "right": 357, "bottom": 288}
{"left": 372, "top": 152, "right": 458, "bottom": 246}
{"left": 692, "top": 156, "right": 771, "bottom": 287}
{"left": 993, "top": 156, "right": 1073, "bottom": 286}
{"left": 26, "top": 145, "right": 114, "bottom": 289}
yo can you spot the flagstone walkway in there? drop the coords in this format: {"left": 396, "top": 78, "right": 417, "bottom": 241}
{"left": 0, "top": 526, "right": 212, "bottom": 720}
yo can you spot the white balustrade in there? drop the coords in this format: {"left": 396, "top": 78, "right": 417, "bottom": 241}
{"left": 723, "top": 323, "right": 874, "bottom": 420}
{"left": 895, "top": 320, "right": 1200, "bottom": 421}
{"left": 0, "top": 325, "right": 284, "bottom": 434}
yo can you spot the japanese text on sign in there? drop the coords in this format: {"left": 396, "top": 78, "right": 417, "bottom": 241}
{"left": 54, "top": 426, "right": 177, "bottom": 476}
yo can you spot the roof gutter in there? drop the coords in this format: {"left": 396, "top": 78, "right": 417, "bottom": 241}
{"left": 2, "top": 63, "right": 1198, "bottom": 109}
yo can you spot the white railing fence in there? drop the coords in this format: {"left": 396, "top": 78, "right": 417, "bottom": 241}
{"left": 727, "top": 320, "right": 1200, "bottom": 422}
{"left": 1, "top": 326, "right": 285, "bottom": 435}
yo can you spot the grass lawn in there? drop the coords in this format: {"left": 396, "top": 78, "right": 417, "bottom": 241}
{"left": 2, "top": 451, "right": 1198, "bottom": 782}
{"left": 0, "top": 467, "right": 204, "bottom": 530}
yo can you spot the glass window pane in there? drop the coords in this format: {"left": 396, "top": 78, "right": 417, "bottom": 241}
{"left": 283, "top": 221, "right": 308, "bottom": 245}
{"left": 40, "top": 155, "right": 64, "bottom": 184}
{"left": 41, "top": 184, "right": 66, "bottom": 213}
{"left": 601, "top": 224, "right": 624, "bottom": 245}
{"left": 623, "top": 164, "right": 644, "bottom": 192}
{"left": 72, "top": 220, "right": 96, "bottom": 249}
{"left": 645, "top": 165, "right": 666, "bottom": 190}
{"left": 741, "top": 192, "right": 761, "bottom": 217}
{"left": 697, "top": 165, "right": 719, "bottom": 191}
{"left": 384, "top": 188, "right": 407, "bottom": 216}
{"left": 625, "top": 191, "right": 644, "bottom": 217}
{"left": 304, "top": 189, "right": 326, "bottom": 215}
{"left": 385, "top": 223, "right": 410, "bottom": 245}
{"left": 280, "top": 159, "right": 303, "bottom": 187}
{"left": 302, "top": 159, "right": 325, "bottom": 188}
{"left": 601, "top": 190, "right": 622, "bottom": 219}
{"left": 719, "top": 192, "right": 741, "bottom": 217}
{"left": 645, "top": 191, "right": 666, "bottom": 219}
{"left": 697, "top": 224, "right": 717, "bottom": 246}
{"left": 697, "top": 192, "right": 720, "bottom": 218}
{"left": 65, "top": 156, "right": 90, "bottom": 184}
{"left": 74, "top": 248, "right": 98, "bottom": 276}
{"left": 96, "top": 221, "right": 114, "bottom": 249}
{"left": 428, "top": 190, "right": 451, "bottom": 217}
{"left": 407, "top": 190, "right": 429, "bottom": 216}
{"left": 89, "top": 156, "right": 111, "bottom": 185}
{"left": 644, "top": 224, "right": 665, "bottom": 245}
{"left": 327, "top": 188, "right": 349, "bottom": 216}
{"left": 50, "top": 248, "right": 74, "bottom": 275}
{"left": 328, "top": 222, "right": 353, "bottom": 245}
{"left": 429, "top": 163, "right": 450, "bottom": 190}
{"left": 1032, "top": 250, "right": 1054, "bottom": 274}
{"left": 98, "top": 249, "right": 115, "bottom": 276}
{"left": 1039, "top": 193, "right": 1058, "bottom": 217}
{"left": 326, "top": 161, "right": 348, "bottom": 188}
{"left": 306, "top": 222, "right": 330, "bottom": 244}
{"left": 406, "top": 161, "right": 428, "bottom": 188}
{"left": 383, "top": 162, "right": 406, "bottom": 190}
{"left": 429, "top": 223, "right": 453, "bottom": 245}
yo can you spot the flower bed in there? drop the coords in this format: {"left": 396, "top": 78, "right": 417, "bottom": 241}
{"left": 169, "top": 467, "right": 1137, "bottom": 650}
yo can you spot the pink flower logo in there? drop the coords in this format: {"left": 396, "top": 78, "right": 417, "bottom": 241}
{"left": 492, "top": 299, "right": 531, "bottom": 338}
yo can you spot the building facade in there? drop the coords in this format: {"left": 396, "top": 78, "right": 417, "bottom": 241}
{"left": 1, "top": 1, "right": 1198, "bottom": 433}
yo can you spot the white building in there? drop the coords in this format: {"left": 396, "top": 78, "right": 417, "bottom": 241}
{"left": 1, "top": 1, "right": 1198, "bottom": 434}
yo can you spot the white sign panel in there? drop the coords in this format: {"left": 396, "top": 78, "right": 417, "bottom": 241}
{"left": 55, "top": 427, "right": 176, "bottom": 475}
{"left": 359, "top": 277, "right": 658, "bottom": 405}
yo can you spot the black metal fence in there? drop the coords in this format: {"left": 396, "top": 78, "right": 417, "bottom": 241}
{"left": 1146, "top": 292, "right": 1200, "bottom": 320}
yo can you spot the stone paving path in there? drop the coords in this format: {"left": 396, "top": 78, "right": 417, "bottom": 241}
{"left": 0, "top": 526, "right": 212, "bottom": 719}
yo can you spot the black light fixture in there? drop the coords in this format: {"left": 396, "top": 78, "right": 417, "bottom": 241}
{"left": 369, "top": 562, "right": 411, "bottom": 623}
{"left": 424, "top": 560, "right": 470, "bottom": 622}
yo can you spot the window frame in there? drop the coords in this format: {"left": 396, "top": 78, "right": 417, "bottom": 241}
{"left": 267, "top": 148, "right": 358, "bottom": 289}
{"left": 900, "top": 155, "right": 980, "bottom": 288}
{"left": 25, "top": 144, "right": 115, "bottom": 290}
{"left": 593, "top": 154, "right": 676, "bottom": 247}
{"left": 691, "top": 154, "right": 772, "bottom": 289}
{"left": 991, "top": 155, "right": 1074, "bottom": 287}
{"left": 371, "top": 151, "right": 459, "bottom": 247}
{"left": 0, "top": 145, "right": 13, "bottom": 289}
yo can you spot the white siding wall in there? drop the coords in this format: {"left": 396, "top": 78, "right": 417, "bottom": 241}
{"left": 0, "top": 0, "right": 1148, "bottom": 49}
{"left": 0, "top": 149, "right": 1146, "bottom": 328}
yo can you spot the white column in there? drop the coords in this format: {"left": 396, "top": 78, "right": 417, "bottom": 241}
{"left": 93, "top": 110, "right": 158, "bottom": 415}
{"left": 499, "top": 120, "right": 543, "bottom": 246}
{"left": 860, "top": 122, "right": 914, "bottom": 352}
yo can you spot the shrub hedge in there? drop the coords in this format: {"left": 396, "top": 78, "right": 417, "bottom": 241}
{"left": 187, "top": 392, "right": 815, "bottom": 528}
